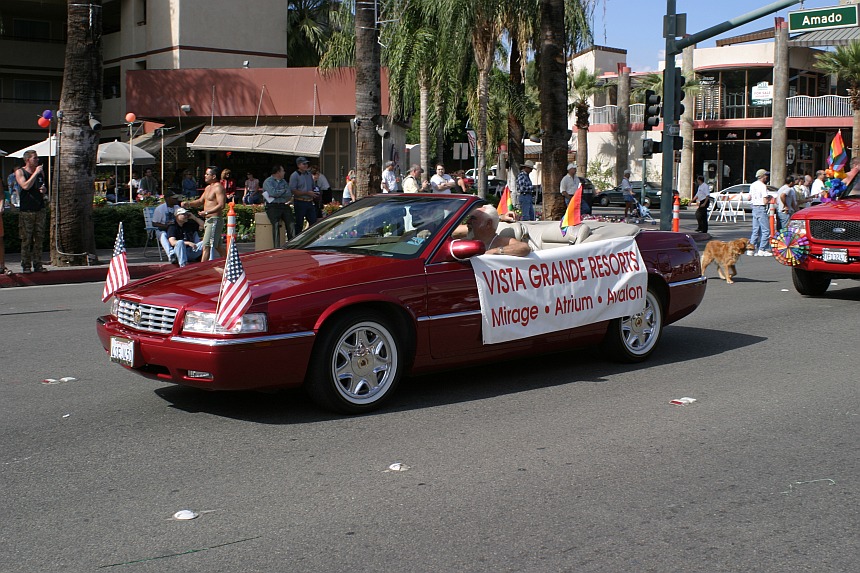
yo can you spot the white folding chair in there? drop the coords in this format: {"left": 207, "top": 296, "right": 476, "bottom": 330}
{"left": 142, "top": 206, "right": 163, "bottom": 260}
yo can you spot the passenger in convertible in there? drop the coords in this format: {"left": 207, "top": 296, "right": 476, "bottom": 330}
{"left": 453, "top": 204, "right": 531, "bottom": 257}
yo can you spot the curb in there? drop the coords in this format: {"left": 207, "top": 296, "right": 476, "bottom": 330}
{"left": 0, "top": 262, "right": 174, "bottom": 289}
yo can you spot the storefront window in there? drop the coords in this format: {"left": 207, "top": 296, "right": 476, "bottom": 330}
{"left": 722, "top": 70, "right": 746, "bottom": 119}
{"left": 748, "top": 68, "right": 773, "bottom": 118}
{"left": 745, "top": 141, "right": 771, "bottom": 182}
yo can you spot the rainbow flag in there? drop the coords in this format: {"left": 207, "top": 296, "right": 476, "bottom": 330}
{"left": 560, "top": 183, "right": 583, "bottom": 236}
{"left": 827, "top": 130, "right": 847, "bottom": 172}
{"left": 497, "top": 185, "right": 515, "bottom": 216}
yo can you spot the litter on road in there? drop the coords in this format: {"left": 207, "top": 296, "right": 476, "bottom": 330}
{"left": 669, "top": 397, "right": 697, "bottom": 405}
{"left": 172, "top": 510, "right": 199, "bottom": 520}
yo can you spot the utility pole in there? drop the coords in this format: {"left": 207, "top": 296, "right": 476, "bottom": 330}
{"left": 659, "top": 0, "right": 802, "bottom": 230}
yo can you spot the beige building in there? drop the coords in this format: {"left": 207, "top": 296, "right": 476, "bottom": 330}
{"left": 1, "top": 0, "right": 400, "bottom": 193}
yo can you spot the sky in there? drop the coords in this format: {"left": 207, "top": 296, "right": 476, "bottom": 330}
{"left": 591, "top": 0, "right": 846, "bottom": 72}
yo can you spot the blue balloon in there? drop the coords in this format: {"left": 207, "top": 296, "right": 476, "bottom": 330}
{"left": 42, "top": 109, "right": 53, "bottom": 120}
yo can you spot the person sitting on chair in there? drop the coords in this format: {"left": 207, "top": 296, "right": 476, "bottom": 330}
{"left": 166, "top": 207, "right": 205, "bottom": 267}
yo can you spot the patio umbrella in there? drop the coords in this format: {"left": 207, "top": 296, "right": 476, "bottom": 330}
{"left": 96, "top": 141, "right": 156, "bottom": 166}
{"left": 97, "top": 141, "right": 156, "bottom": 202}
{"left": 7, "top": 135, "right": 58, "bottom": 158}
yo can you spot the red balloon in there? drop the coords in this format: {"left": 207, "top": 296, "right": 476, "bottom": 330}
{"left": 125, "top": 112, "right": 136, "bottom": 123}
{"left": 37, "top": 117, "right": 50, "bottom": 128}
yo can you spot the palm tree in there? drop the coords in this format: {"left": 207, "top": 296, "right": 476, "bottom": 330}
{"left": 539, "top": 0, "right": 568, "bottom": 221}
{"left": 286, "top": 0, "right": 332, "bottom": 67}
{"left": 53, "top": 1, "right": 102, "bottom": 266}
{"left": 382, "top": 2, "right": 470, "bottom": 180}
{"left": 569, "top": 67, "right": 603, "bottom": 177}
{"left": 816, "top": 41, "right": 860, "bottom": 157}
{"left": 353, "top": 0, "right": 382, "bottom": 197}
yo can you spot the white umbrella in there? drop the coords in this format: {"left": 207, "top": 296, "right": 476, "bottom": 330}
{"left": 96, "top": 141, "right": 156, "bottom": 166}
{"left": 8, "top": 135, "right": 58, "bottom": 158}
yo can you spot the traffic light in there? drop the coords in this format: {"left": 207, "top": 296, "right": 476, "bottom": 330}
{"left": 673, "top": 67, "right": 685, "bottom": 121}
{"left": 643, "top": 90, "right": 661, "bottom": 131}
{"left": 642, "top": 138, "right": 663, "bottom": 158}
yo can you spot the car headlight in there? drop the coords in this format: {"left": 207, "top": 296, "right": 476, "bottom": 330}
{"left": 787, "top": 220, "right": 806, "bottom": 233}
{"left": 182, "top": 311, "right": 268, "bottom": 335}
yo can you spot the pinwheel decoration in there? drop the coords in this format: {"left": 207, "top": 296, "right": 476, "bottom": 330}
{"left": 770, "top": 228, "right": 809, "bottom": 266}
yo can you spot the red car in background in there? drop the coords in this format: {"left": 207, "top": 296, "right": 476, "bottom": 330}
{"left": 97, "top": 194, "right": 706, "bottom": 414}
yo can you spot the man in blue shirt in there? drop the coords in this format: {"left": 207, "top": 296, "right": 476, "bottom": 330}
{"left": 517, "top": 160, "right": 536, "bottom": 221}
{"left": 289, "top": 156, "right": 320, "bottom": 234}
{"left": 263, "top": 164, "right": 294, "bottom": 247}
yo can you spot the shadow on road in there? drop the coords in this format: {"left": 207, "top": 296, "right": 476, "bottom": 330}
{"left": 153, "top": 325, "right": 766, "bottom": 424}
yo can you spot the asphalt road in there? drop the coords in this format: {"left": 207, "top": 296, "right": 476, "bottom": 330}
{"left": 1, "top": 251, "right": 858, "bottom": 572}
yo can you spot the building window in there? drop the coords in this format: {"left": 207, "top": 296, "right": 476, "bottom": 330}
{"left": 135, "top": 0, "right": 147, "bottom": 26}
{"left": 12, "top": 18, "right": 51, "bottom": 41}
{"left": 13, "top": 79, "right": 51, "bottom": 103}
{"left": 104, "top": 67, "right": 121, "bottom": 99}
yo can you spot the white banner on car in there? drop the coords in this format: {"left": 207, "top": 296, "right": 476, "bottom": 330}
{"left": 471, "top": 236, "right": 647, "bottom": 344}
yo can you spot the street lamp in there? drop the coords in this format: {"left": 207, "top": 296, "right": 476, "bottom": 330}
{"left": 126, "top": 112, "right": 137, "bottom": 202}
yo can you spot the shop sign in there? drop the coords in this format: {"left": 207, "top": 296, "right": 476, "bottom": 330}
{"left": 751, "top": 82, "right": 773, "bottom": 106}
{"left": 786, "top": 144, "right": 796, "bottom": 165}
{"left": 788, "top": 5, "right": 859, "bottom": 33}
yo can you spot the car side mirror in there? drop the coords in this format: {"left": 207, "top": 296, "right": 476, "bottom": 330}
{"left": 447, "top": 239, "right": 486, "bottom": 261}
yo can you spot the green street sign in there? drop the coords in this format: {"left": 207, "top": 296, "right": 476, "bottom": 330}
{"left": 788, "top": 5, "right": 859, "bottom": 33}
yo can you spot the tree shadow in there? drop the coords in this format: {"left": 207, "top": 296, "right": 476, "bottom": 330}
{"left": 154, "top": 325, "right": 766, "bottom": 424}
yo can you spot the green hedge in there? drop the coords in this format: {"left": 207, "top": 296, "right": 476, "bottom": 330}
{"left": 2, "top": 203, "right": 263, "bottom": 254}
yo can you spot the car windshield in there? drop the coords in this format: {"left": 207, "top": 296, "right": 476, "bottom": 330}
{"left": 286, "top": 195, "right": 470, "bottom": 258}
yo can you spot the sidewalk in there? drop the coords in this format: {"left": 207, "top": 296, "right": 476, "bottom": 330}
{"left": 1, "top": 208, "right": 746, "bottom": 288}
{"left": 0, "top": 242, "right": 258, "bottom": 289}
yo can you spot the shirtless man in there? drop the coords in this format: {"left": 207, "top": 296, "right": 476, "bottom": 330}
{"left": 181, "top": 166, "right": 226, "bottom": 261}
{"left": 453, "top": 204, "right": 531, "bottom": 256}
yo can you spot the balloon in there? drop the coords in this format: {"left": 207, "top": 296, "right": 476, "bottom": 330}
{"left": 825, "top": 168, "right": 833, "bottom": 177}
{"left": 42, "top": 109, "right": 53, "bottom": 120}
{"left": 835, "top": 170, "right": 846, "bottom": 179}
{"left": 125, "top": 112, "right": 136, "bottom": 123}
{"left": 37, "top": 117, "right": 50, "bottom": 128}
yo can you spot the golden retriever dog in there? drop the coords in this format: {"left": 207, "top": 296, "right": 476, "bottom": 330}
{"left": 701, "top": 238, "right": 752, "bottom": 284}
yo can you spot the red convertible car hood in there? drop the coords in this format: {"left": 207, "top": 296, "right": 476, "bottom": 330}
{"left": 115, "top": 249, "right": 421, "bottom": 309}
{"left": 793, "top": 197, "right": 860, "bottom": 220}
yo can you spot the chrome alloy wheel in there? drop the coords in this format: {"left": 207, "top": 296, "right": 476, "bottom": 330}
{"left": 331, "top": 320, "right": 399, "bottom": 405}
{"left": 619, "top": 290, "right": 662, "bottom": 357}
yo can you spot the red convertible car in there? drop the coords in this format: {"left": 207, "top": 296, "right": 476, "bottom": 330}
{"left": 97, "top": 194, "right": 706, "bottom": 413}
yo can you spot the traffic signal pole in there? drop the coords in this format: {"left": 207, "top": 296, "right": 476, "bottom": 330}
{"left": 659, "top": 0, "right": 802, "bottom": 230}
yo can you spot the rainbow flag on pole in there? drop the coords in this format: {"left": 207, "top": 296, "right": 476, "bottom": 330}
{"left": 560, "top": 183, "right": 583, "bottom": 236}
{"left": 827, "top": 130, "right": 847, "bottom": 172}
{"left": 497, "top": 185, "right": 515, "bottom": 216}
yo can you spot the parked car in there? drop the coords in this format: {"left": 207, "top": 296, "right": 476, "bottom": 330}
{"left": 785, "top": 189, "right": 860, "bottom": 295}
{"left": 709, "top": 183, "right": 779, "bottom": 212}
{"left": 97, "top": 194, "right": 707, "bottom": 414}
{"left": 593, "top": 181, "right": 676, "bottom": 208}
{"left": 466, "top": 166, "right": 506, "bottom": 195}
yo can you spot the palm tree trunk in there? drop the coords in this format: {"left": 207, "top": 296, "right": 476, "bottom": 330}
{"left": 476, "top": 64, "right": 490, "bottom": 200}
{"left": 435, "top": 95, "right": 445, "bottom": 169}
{"left": 539, "top": 0, "right": 567, "bottom": 221}
{"left": 508, "top": 30, "right": 525, "bottom": 170}
{"left": 54, "top": 0, "right": 102, "bottom": 266}
{"left": 354, "top": 0, "right": 381, "bottom": 198}
{"left": 419, "top": 77, "right": 430, "bottom": 181}
{"left": 576, "top": 107, "right": 589, "bottom": 182}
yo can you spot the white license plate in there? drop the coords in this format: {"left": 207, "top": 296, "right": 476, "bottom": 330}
{"left": 110, "top": 337, "right": 135, "bottom": 366}
{"left": 822, "top": 248, "right": 848, "bottom": 264}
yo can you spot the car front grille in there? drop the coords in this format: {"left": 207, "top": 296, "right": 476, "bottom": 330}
{"left": 116, "top": 299, "right": 178, "bottom": 334}
{"left": 809, "top": 220, "right": 860, "bottom": 242}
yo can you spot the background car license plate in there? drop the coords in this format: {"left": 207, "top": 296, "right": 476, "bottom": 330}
{"left": 822, "top": 248, "right": 848, "bottom": 263}
{"left": 110, "top": 337, "right": 134, "bottom": 366}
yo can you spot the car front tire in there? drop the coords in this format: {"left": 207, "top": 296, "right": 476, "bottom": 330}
{"left": 791, "top": 268, "right": 831, "bottom": 296}
{"left": 306, "top": 311, "right": 403, "bottom": 414}
{"left": 599, "top": 195, "right": 610, "bottom": 207}
{"left": 601, "top": 287, "right": 664, "bottom": 363}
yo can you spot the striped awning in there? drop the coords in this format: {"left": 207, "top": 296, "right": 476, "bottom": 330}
{"left": 188, "top": 125, "right": 328, "bottom": 157}
{"left": 789, "top": 26, "right": 860, "bottom": 47}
